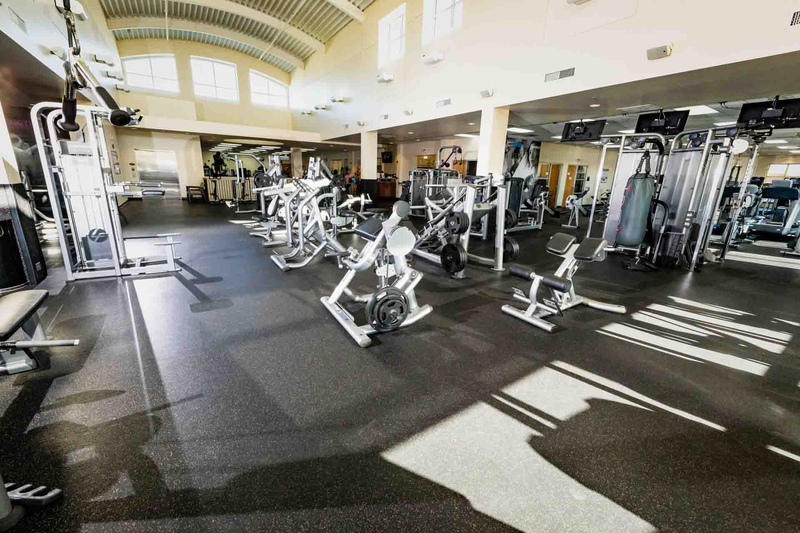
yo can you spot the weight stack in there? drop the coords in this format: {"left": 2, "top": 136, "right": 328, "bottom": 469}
{"left": 506, "top": 177, "right": 525, "bottom": 216}
{"left": 0, "top": 184, "right": 47, "bottom": 295}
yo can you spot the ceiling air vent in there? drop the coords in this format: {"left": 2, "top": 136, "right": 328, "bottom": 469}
{"left": 380, "top": 114, "right": 389, "bottom": 120}
{"left": 437, "top": 98, "right": 452, "bottom": 108}
{"left": 617, "top": 104, "right": 661, "bottom": 113}
{"left": 792, "top": 11, "right": 800, "bottom": 26}
{"left": 545, "top": 68, "right": 575, "bottom": 82}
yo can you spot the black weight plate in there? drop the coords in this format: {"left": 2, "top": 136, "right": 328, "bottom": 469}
{"left": 503, "top": 236, "right": 521, "bottom": 263}
{"left": 446, "top": 212, "right": 470, "bottom": 235}
{"left": 366, "top": 287, "right": 409, "bottom": 333}
{"left": 440, "top": 243, "right": 467, "bottom": 274}
{"left": 505, "top": 208, "right": 518, "bottom": 229}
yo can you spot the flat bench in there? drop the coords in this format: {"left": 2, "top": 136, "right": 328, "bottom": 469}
{"left": 0, "top": 290, "right": 79, "bottom": 376}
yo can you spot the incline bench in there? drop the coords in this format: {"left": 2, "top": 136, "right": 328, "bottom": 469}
{"left": 0, "top": 290, "right": 79, "bottom": 376}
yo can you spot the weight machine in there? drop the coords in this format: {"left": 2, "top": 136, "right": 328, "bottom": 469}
{"left": 321, "top": 202, "right": 432, "bottom": 348}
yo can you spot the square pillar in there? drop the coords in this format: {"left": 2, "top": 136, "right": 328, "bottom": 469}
{"left": 291, "top": 147, "right": 303, "bottom": 177}
{"left": 477, "top": 107, "right": 509, "bottom": 176}
{"left": 360, "top": 132, "right": 378, "bottom": 180}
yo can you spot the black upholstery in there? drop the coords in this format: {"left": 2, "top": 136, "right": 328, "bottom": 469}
{"left": 574, "top": 238, "right": 608, "bottom": 262}
{"left": 761, "top": 187, "right": 800, "bottom": 201}
{"left": 0, "top": 290, "right": 48, "bottom": 341}
{"left": 354, "top": 217, "right": 384, "bottom": 242}
{"left": 541, "top": 275, "right": 572, "bottom": 293}
{"left": 546, "top": 233, "right": 576, "bottom": 255}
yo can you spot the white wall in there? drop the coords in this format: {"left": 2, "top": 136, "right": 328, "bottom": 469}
{"left": 291, "top": 0, "right": 800, "bottom": 140}
{"left": 117, "top": 40, "right": 292, "bottom": 129}
{"left": 1, "top": 0, "right": 122, "bottom": 105}
{"left": 116, "top": 129, "right": 203, "bottom": 198}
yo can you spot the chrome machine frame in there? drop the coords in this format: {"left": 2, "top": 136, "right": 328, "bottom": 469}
{"left": 31, "top": 102, "right": 181, "bottom": 281}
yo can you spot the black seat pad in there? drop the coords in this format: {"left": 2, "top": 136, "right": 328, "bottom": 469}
{"left": 546, "top": 233, "right": 576, "bottom": 255}
{"left": 0, "top": 290, "right": 48, "bottom": 341}
{"left": 574, "top": 238, "right": 608, "bottom": 262}
{"left": 354, "top": 217, "right": 384, "bottom": 242}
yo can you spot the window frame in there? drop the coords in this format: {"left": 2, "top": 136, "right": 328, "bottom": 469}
{"left": 248, "top": 69, "right": 290, "bottom": 109}
{"left": 121, "top": 54, "right": 180, "bottom": 94}
{"left": 378, "top": 3, "right": 406, "bottom": 68}
{"left": 423, "top": 0, "right": 463, "bottom": 45}
{"left": 189, "top": 56, "right": 240, "bottom": 103}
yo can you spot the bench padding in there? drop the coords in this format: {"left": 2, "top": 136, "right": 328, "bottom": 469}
{"left": 354, "top": 217, "right": 384, "bottom": 242}
{"left": 547, "top": 233, "right": 577, "bottom": 255}
{"left": 574, "top": 238, "right": 608, "bottom": 262}
{"left": 0, "top": 290, "right": 48, "bottom": 341}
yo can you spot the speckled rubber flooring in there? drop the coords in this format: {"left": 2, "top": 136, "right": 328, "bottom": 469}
{"left": 2, "top": 199, "right": 799, "bottom": 532}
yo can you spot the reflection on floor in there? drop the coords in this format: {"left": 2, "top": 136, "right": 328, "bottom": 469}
{"left": 2, "top": 200, "right": 799, "bottom": 532}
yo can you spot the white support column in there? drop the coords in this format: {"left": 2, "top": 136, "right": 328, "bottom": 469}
{"left": 291, "top": 148, "right": 303, "bottom": 178}
{"left": 476, "top": 107, "right": 510, "bottom": 176}
{"left": 361, "top": 131, "right": 378, "bottom": 181}
{"left": 0, "top": 101, "right": 21, "bottom": 185}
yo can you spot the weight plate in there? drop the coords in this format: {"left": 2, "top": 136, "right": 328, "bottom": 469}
{"left": 366, "top": 287, "right": 409, "bottom": 333}
{"left": 445, "top": 212, "right": 470, "bottom": 235}
{"left": 505, "top": 208, "right": 518, "bottom": 229}
{"left": 503, "top": 236, "right": 521, "bottom": 263}
{"left": 440, "top": 243, "right": 468, "bottom": 274}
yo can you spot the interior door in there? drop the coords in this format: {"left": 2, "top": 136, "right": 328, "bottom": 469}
{"left": 548, "top": 164, "right": 561, "bottom": 208}
{"left": 561, "top": 165, "right": 578, "bottom": 207}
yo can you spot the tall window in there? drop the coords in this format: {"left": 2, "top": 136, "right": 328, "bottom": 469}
{"left": 121, "top": 54, "right": 179, "bottom": 93}
{"left": 422, "top": 0, "right": 463, "bottom": 45}
{"left": 378, "top": 4, "right": 406, "bottom": 68}
{"left": 190, "top": 56, "right": 239, "bottom": 101}
{"left": 249, "top": 70, "right": 289, "bottom": 108}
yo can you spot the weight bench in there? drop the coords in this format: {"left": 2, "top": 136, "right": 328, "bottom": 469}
{"left": 501, "top": 233, "right": 626, "bottom": 332}
{"left": 0, "top": 290, "right": 79, "bottom": 376}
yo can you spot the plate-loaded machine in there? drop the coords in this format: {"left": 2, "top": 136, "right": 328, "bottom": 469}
{"left": 32, "top": 102, "right": 181, "bottom": 281}
{"left": 407, "top": 146, "right": 463, "bottom": 218}
{"left": 321, "top": 202, "right": 432, "bottom": 347}
{"left": 267, "top": 177, "right": 349, "bottom": 271}
{"left": 411, "top": 174, "right": 519, "bottom": 277}
{"left": 502, "top": 233, "right": 626, "bottom": 332}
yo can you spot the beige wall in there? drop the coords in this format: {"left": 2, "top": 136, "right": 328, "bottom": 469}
{"left": 754, "top": 154, "right": 800, "bottom": 182}
{"left": 291, "top": 0, "right": 800, "bottom": 140}
{"left": 117, "top": 40, "right": 292, "bottom": 129}
{"left": 116, "top": 129, "right": 203, "bottom": 198}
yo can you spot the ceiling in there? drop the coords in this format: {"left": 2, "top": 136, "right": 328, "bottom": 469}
{"left": 199, "top": 135, "right": 358, "bottom": 157}
{"left": 99, "top": 0, "right": 376, "bottom": 73}
{"left": 333, "top": 111, "right": 483, "bottom": 144}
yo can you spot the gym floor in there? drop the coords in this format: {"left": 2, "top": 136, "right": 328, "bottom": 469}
{"left": 2, "top": 199, "right": 800, "bottom": 532}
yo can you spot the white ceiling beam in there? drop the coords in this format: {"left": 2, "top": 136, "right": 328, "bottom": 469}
{"left": 322, "top": 0, "right": 365, "bottom": 22}
{"left": 108, "top": 18, "right": 305, "bottom": 70}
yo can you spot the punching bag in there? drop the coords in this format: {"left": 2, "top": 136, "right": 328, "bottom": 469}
{"left": 616, "top": 151, "right": 656, "bottom": 247}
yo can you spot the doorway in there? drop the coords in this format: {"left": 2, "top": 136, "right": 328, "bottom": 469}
{"left": 540, "top": 163, "right": 562, "bottom": 208}
{"left": 561, "top": 165, "right": 579, "bottom": 207}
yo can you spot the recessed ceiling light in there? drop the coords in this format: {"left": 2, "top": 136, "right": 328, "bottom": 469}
{"left": 714, "top": 121, "right": 737, "bottom": 127}
{"left": 792, "top": 150, "right": 800, "bottom": 154}
{"left": 552, "top": 136, "right": 562, "bottom": 139}
{"left": 618, "top": 130, "right": 635, "bottom": 134}
{"left": 568, "top": 119, "right": 595, "bottom": 123}
{"left": 589, "top": 103, "right": 601, "bottom": 108}
{"left": 408, "top": 131, "right": 413, "bottom": 134}
{"left": 454, "top": 133, "right": 477, "bottom": 138}
{"left": 508, "top": 127, "right": 534, "bottom": 133}
{"left": 675, "top": 105, "right": 719, "bottom": 116}
{"left": 765, "top": 139, "right": 788, "bottom": 144}
{"left": 778, "top": 146, "right": 798, "bottom": 150}
{"left": 468, "top": 122, "right": 475, "bottom": 125}
{"left": 590, "top": 141, "right": 602, "bottom": 145}
{"left": 329, "top": 145, "right": 334, "bottom": 147}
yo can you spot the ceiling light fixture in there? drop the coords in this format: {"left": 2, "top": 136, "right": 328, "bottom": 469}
{"left": 778, "top": 146, "right": 799, "bottom": 150}
{"left": 552, "top": 136, "right": 562, "bottom": 139}
{"left": 408, "top": 131, "right": 414, "bottom": 134}
{"left": 468, "top": 122, "right": 475, "bottom": 126}
{"left": 618, "top": 130, "right": 635, "bottom": 134}
{"left": 765, "top": 139, "right": 788, "bottom": 144}
{"left": 508, "top": 127, "right": 534, "bottom": 133}
{"left": 568, "top": 119, "right": 595, "bottom": 123}
{"left": 791, "top": 150, "right": 800, "bottom": 154}
{"left": 454, "top": 133, "right": 477, "bottom": 138}
{"left": 675, "top": 105, "right": 719, "bottom": 116}
{"left": 714, "top": 121, "right": 737, "bottom": 127}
